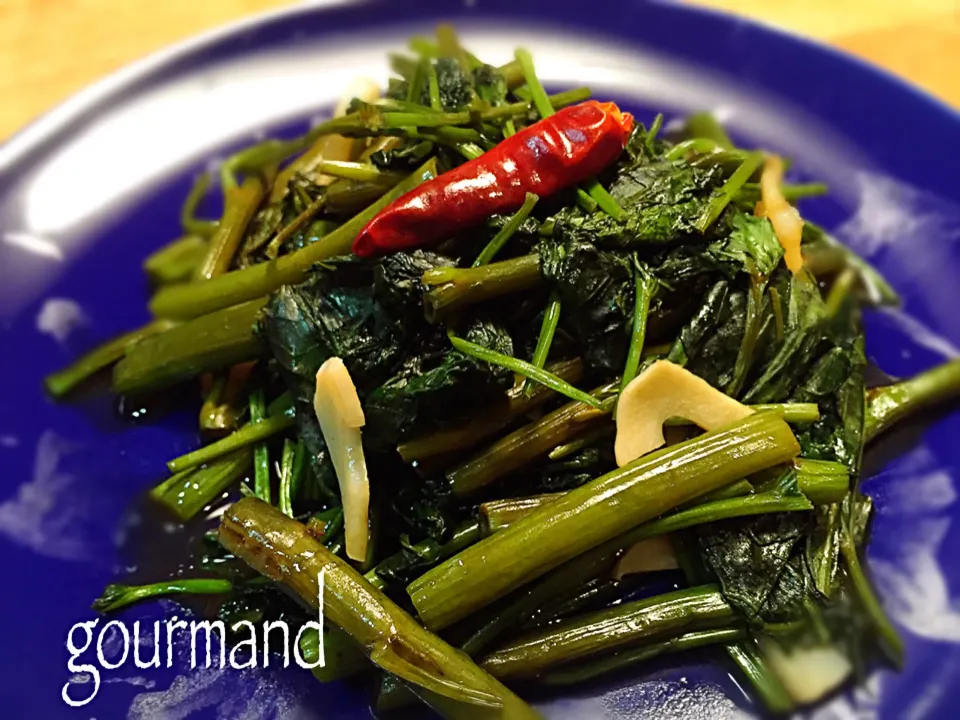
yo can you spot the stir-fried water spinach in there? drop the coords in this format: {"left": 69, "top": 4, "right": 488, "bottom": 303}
{"left": 48, "top": 24, "right": 960, "bottom": 719}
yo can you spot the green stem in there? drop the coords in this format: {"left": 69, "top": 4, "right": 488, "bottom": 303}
{"left": 113, "top": 298, "right": 266, "bottom": 395}
{"left": 865, "top": 358, "right": 960, "bottom": 442}
{"left": 426, "top": 62, "right": 442, "bottom": 110}
{"left": 180, "top": 172, "right": 217, "bottom": 236}
{"left": 485, "top": 489, "right": 811, "bottom": 537}
{"left": 840, "top": 527, "right": 904, "bottom": 667}
{"left": 436, "top": 23, "right": 470, "bottom": 73}
{"left": 727, "top": 277, "right": 764, "bottom": 397}
{"left": 547, "top": 425, "right": 614, "bottom": 461}
{"left": 448, "top": 383, "right": 614, "bottom": 496}
{"left": 539, "top": 627, "right": 746, "bottom": 686}
{"left": 481, "top": 88, "right": 592, "bottom": 120}
{"left": 665, "top": 138, "right": 734, "bottom": 162}
{"left": 409, "top": 412, "right": 800, "bottom": 630}
{"left": 480, "top": 586, "right": 734, "bottom": 680}
{"left": 249, "top": 388, "right": 271, "bottom": 505}
{"left": 725, "top": 639, "right": 795, "bottom": 714}
{"left": 802, "top": 222, "right": 898, "bottom": 306}
{"left": 44, "top": 320, "right": 175, "bottom": 398}
{"left": 365, "top": 521, "right": 483, "bottom": 591}
{"left": 144, "top": 235, "right": 209, "bottom": 286}
{"left": 620, "top": 260, "right": 656, "bottom": 391}
{"left": 522, "top": 291, "right": 561, "bottom": 393}
{"left": 195, "top": 173, "right": 270, "bottom": 280}
{"left": 738, "top": 182, "right": 828, "bottom": 204}
{"left": 513, "top": 48, "right": 554, "bottom": 119}
{"left": 423, "top": 254, "right": 543, "bottom": 322}
{"left": 467, "top": 488, "right": 807, "bottom": 661}
{"left": 263, "top": 193, "right": 328, "bottom": 259}
{"left": 580, "top": 176, "right": 624, "bottom": 220}
{"left": 683, "top": 112, "right": 734, "bottom": 148}
{"left": 407, "top": 59, "right": 428, "bottom": 103}
{"left": 825, "top": 266, "right": 859, "bottom": 317}
{"left": 397, "top": 358, "right": 583, "bottom": 463}
{"left": 663, "top": 403, "right": 821, "bottom": 426}
{"left": 452, "top": 141, "right": 485, "bottom": 160}
{"left": 167, "top": 405, "right": 295, "bottom": 472}
{"left": 449, "top": 330, "right": 601, "bottom": 410}
{"left": 314, "top": 160, "right": 406, "bottom": 184}
{"left": 528, "top": 575, "right": 636, "bottom": 628}
{"left": 278, "top": 439, "right": 297, "bottom": 517}
{"left": 695, "top": 151, "right": 764, "bottom": 232}
{"left": 794, "top": 458, "right": 850, "bottom": 505}
{"left": 408, "top": 36, "right": 484, "bottom": 69}
{"left": 92, "top": 579, "right": 232, "bottom": 613}
{"left": 151, "top": 448, "right": 253, "bottom": 521}
{"left": 149, "top": 160, "right": 438, "bottom": 320}
{"left": 219, "top": 499, "right": 539, "bottom": 719}
{"left": 480, "top": 495, "right": 561, "bottom": 536}
{"left": 472, "top": 193, "right": 539, "bottom": 266}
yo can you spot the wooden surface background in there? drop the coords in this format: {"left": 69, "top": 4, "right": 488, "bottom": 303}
{"left": 0, "top": 0, "right": 957, "bottom": 140}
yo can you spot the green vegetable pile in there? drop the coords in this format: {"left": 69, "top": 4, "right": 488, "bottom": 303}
{"left": 49, "top": 24, "right": 960, "bottom": 719}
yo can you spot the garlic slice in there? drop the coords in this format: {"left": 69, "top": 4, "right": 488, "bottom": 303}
{"left": 759, "top": 154, "right": 804, "bottom": 274}
{"left": 612, "top": 536, "right": 679, "bottom": 579}
{"left": 615, "top": 360, "right": 753, "bottom": 466}
{"left": 761, "top": 638, "right": 853, "bottom": 705}
{"left": 314, "top": 357, "right": 369, "bottom": 561}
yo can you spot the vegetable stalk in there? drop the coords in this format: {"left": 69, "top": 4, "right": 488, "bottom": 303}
{"left": 219, "top": 499, "right": 539, "bottom": 720}
{"left": 480, "top": 585, "right": 734, "bottom": 679}
{"left": 539, "top": 627, "right": 746, "bottom": 686}
{"left": 45, "top": 319, "right": 175, "bottom": 398}
{"left": 92, "top": 579, "right": 232, "bottom": 613}
{"left": 144, "top": 235, "right": 208, "bottom": 286}
{"left": 423, "top": 254, "right": 543, "bottom": 322}
{"left": 397, "top": 358, "right": 583, "bottom": 463}
{"left": 113, "top": 298, "right": 267, "bottom": 395}
{"left": 151, "top": 448, "right": 252, "bottom": 521}
{"left": 449, "top": 331, "right": 602, "bottom": 410}
{"left": 473, "top": 193, "right": 539, "bottom": 267}
{"left": 865, "top": 358, "right": 960, "bottom": 442}
{"left": 195, "top": 172, "right": 271, "bottom": 279}
{"left": 621, "top": 260, "right": 656, "bottom": 391}
{"left": 410, "top": 412, "right": 800, "bottom": 629}
{"left": 523, "top": 290, "right": 562, "bottom": 392}
{"left": 149, "top": 160, "right": 438, "bottom": 320}
{"left": 448, "top": 383, "right": 614, "bottom": 495}
{"left": 168, "top": 393, "right": 293, "bottom": 472}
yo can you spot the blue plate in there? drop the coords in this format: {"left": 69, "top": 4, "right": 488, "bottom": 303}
{"left": 2, "top": 1, "right": 960, "bottom": 717}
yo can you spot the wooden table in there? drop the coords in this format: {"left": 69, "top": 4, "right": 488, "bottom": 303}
{"left": 1, "top": 0, "right": 957, "bottom": 140}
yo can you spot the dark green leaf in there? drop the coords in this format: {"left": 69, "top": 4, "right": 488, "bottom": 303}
{"left": 539, "top": 236, "right": 634, "bottom": 373}
{"left": 364, "top": 320, "right": 514, "bottom": 444}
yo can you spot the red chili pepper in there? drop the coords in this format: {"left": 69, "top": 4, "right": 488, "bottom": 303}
{"left": 352, "top": 100, "right": 634, "bottom": 257}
